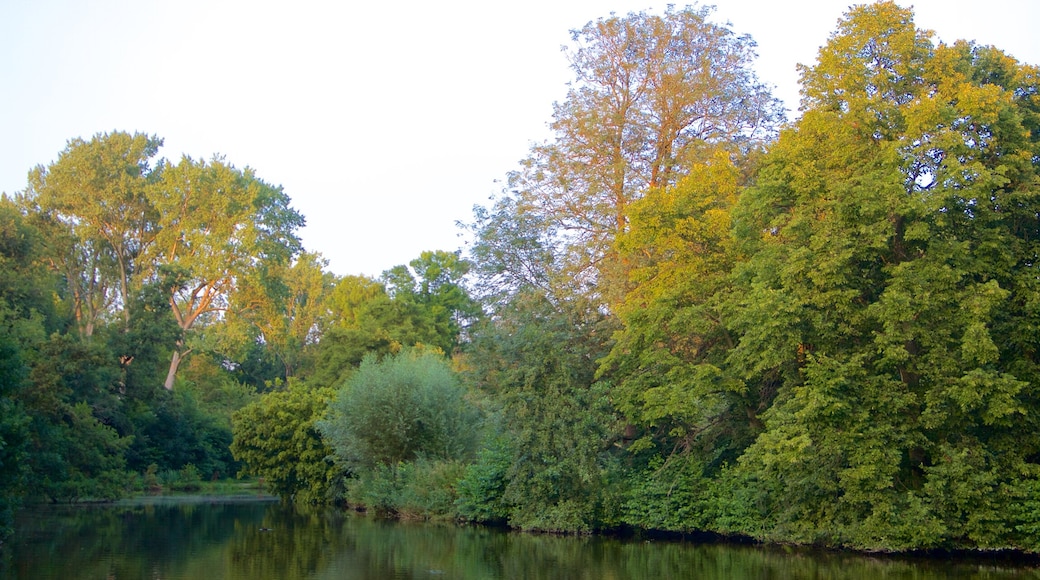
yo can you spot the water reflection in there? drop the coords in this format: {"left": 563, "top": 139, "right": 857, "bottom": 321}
{"left": 3, "top": 498, "right": 1039, "bottom": 579}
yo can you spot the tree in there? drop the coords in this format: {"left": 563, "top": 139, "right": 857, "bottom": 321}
{"left": 230, "top": 380, "right": 338, "bottom": 503}
{"left": 600, "top": 147, "right": 755, "bottom": 465}
{"left": 311, "top": 253, "right": 481, "bottom": 388}
{"left": 461, "top": 291, "right": 622, "bottom": 532}
{"left": 382, "top": 250, "right": 482, "bottom": 353}
{"left": 229, "top": 251, "right": 335, "bottom": 380}
{"left": 147, "top": 156, "right": 304, "bottom": 390}
{"left": 482, "top": 5, "right": 782, "bottom": 303}
{"left": 25, "top": 132, "right": 162, "bottom": 332}
{"left": 319, "top": 350, "right": 479, "bottom": 472}
{"left": 716, "top": 1, "right": 1040, "bottom": 550}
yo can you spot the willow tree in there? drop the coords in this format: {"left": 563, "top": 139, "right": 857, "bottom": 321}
{"left": 148, "top": 156, "right": 303, "bottom": 390}
{"left": 478, "top": 5, "right": 782, "bottom": 304}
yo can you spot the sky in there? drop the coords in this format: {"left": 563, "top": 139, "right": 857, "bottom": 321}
{"left": 2, "top": 1, "right": 1038, "bottom": 278}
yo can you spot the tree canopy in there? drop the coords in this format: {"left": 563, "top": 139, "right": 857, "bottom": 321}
{"left": 5, "top": 1, "right": 1040, "bottom": 555}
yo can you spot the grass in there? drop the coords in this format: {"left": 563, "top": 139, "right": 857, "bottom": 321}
{"left": 134, "top": 477, "right": 276, "bottom": 500}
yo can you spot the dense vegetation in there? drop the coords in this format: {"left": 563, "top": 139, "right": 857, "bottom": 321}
{"left": 2, "top": 1, "right": 1039, "bottom": 553}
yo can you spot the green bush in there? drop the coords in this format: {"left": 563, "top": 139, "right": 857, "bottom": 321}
{"left": 230, "top": 379, "right": 339, "bottom": 503}
{"left": 398, "top": 459, "right": 467, "bottom": 519}
{"left": 455, "top": 435, "right": 514, "bottom": 524}
{"left": 622, "top": 453, "right": 713, "bottom": 532}
{"left": 171, "top": 464, "right": 202, "bottom": 491}
{"left": 320, "top": 350, "right": 480, "bottom": 472}
{"left": 345, "top": 459, "right": 467, "bottom": 519}
{"left": 346, "top": 463, "right": 402, "bottom": 516}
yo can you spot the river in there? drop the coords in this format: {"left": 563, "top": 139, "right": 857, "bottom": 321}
{"left": 2, "top": 497, "right": 1037, "bottom": 579}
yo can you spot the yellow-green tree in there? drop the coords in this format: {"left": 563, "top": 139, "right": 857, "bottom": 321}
{"left": 230, "top": 380, "right": 337, "bottom": 503}
{"left": 600, "top": 148, "right": 751, "bottom": 461}
{"left": 228, "top": 251, "right": 335, "bottom": 380}
{"left": 719, "top": 1, "right": 1040, "bottom": 550}
{"left": 492, "top": 5, "right": 782, "bottom": 303}
{"left": 147, "top": 156, "right": 304, "bottom": 390}
{"left": 24, "top": 131, "right": 162, "bottom": 334}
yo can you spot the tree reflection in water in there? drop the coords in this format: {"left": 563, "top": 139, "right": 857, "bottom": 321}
{"left": 2, "top": 499, "right": 1037, "bottom": 579}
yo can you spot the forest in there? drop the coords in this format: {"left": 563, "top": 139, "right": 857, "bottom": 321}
{"left": 2, "top": 1, "right": 1040, "bottom": 553}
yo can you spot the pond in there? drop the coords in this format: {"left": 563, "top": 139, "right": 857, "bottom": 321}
{"left": 2, "top": 497, "right": 1038, "bottom": 579}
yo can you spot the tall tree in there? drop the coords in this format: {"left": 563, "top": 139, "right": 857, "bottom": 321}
{"left": 483, "top": 5, "right": 782, "bottom": 303}
{"left": 147, "top": 156, "right": 304, "bottom": 390}
{"left": 462, "top": 290, "right": 622, "bottom": 532}
{"left": 719, "top": 1, "right": 1040, "bottom": 550}
{"left": 23, "top": 131, "right": 162, "bottom": 333}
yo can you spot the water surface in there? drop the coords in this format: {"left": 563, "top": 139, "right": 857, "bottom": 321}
{"left": 3, "top": 497, "right": 1038, "bottom": 579}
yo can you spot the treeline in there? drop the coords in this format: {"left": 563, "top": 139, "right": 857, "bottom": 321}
{"left": 3, "top": 1, "right": 1040, "bottom": 553}
{"left": 0, "top": 125, "right": 482, "bottom": 540}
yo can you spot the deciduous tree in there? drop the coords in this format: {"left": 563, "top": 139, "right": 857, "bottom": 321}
{"left": 719, "top": 1, "right": 1040, "bottom": 550}
{"left": 24, "top": 131, "right": 161, "bottom": 333}
{"left": 483, "top": 6, "right": 782, "bottom": 303}
{"left": 147, "top": 156, "right": 303, "bottom": 390}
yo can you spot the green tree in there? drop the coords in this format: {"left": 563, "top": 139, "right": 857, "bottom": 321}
{"left": 230, "top": 380, "right": 337, "bottom": 503}
{"left": 0, "top": 305, "right": 32, "bottom": 541}
{"left": 147, "top": 156, "right": 304, "bottom": 390}
{"left": 312, "top": 253, "right": 480, "bottom": 388}
{"left": 717, "top": 1, "right": 1040, "bottom": 550}
{"left": 24, "top": 131, "right": 162, "bottom": 332}
{"left": 382, "top": 250, "right": 481, "bottom": 353}
{"left": 0, "top": 199, "right": 57, "bottom": 535}
{"left": 462, "top": 292, "right": 622, "bottom": 532}
{"left": 310, "top": 274, "right": 405, "bottom": 387}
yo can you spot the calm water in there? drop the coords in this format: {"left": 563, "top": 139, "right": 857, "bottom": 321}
{"left": 2, "top": 497, "right": 1039, "bottom": 579}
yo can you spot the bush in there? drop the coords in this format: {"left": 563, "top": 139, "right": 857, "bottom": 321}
{"left": 345, "top": 459, "right": 467, "bottom": 519}
{"left": 171, "top": 464, "right": 202, "bottom": 491}
{"left": 455, "top": 435, "right": 514, "bottom": 524}
{"left": 320, "top": 350, "right": 480, "bottom": 472}
{"left": 398, "top": 459, "right": 467, "bottom": 519}
{"left": 230, "top": 379, "right": 339, "bottom": 503}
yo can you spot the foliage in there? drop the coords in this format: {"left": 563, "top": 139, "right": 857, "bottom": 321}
{"left": 381, "top": 250, "right": 483, "bottom": 354}
{"left": 230, "top": 380, "right": 338, "bottom": 503}
{"left": 4, "top": 1, "right": 1040, "bottom": 555}
{"left": 320, "top": 349, "right": 480, "bottom": 472}
{"left": 25, "top": 131, "right": 162, "bottom": 333}
{"left": 622, "top": 453, "right": 715, "bottom": 533}
{"left": 601, "top": 148, "right": 758, "bottom": 466}
{"left": 710, "top": 1, "right": 1040, "bottom": 551}
{"left": 125, "top": 389, "right": 236, "bottom": 479}
{"left": 344, "top": 459, "right": 467, "bottom": 519}
{"left": 462, "top": 291, "right": 623, "bottom": 532}
{"left": 454, "top": 433, "right": 514, "bottom": 524}
{"left": 311, "top": 256, "right": 480, "bottom": 387}
{"left": 228, "top": 251, "right": 335, "bottom": 380}
{"left": 472, "top": 5, "right": 782, "bottom": 304}
{"left": 148, "top": 155, "right": 305, "bottom": 389}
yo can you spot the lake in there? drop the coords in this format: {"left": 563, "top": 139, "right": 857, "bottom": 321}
{"left": 2, "top": 497, "right": 1038, "bottom": 579}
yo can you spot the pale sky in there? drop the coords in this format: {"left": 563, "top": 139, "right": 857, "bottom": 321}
{"left": 2, "top": 1, "right": 1037, "bottom": 277}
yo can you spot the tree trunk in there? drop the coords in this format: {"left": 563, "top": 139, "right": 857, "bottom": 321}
{"left": 164, "top": 349, "right": 183, "bottom": 391}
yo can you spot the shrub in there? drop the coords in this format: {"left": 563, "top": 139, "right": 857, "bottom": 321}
{"left": 320, "top": 350, "right": 480, "bottom": 472}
